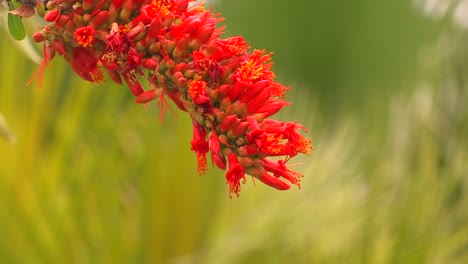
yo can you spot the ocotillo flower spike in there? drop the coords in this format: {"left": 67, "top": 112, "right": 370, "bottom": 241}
{"left": 12, "top": 0, "right": 314, "bottom": 197}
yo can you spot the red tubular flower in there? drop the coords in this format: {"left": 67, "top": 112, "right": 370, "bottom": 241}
{"left": 246, "top": 86, "right": 272, "bottom": 114}
{"left": 70, "top": 47, "right": 103, "bottom": 83}
{"left": 208, "top": 131, "right": 220, "bottom": 154}
{"left": 192, "top": 140, "right": 209, "bottom": 174}
{"left": 258, "top": 172, "right": 291, "bottom": 190}
{"left": 125, "top": 47, "right": 143, "bottom": 70}
{"left": 51, "top": 39, "right": 67, "bottom": 56}
{"left": 262, "top": 158, "right": 302, "bottom": 186}
{"left": 211, "top": 152, "right": 226, "bottom": 170}
{"left": 256, "top": 100, "right": 291, "bottom": 118}
{"left": 122, "top": 71, "right": 144, "bottom": 96}
{"left": 210, "top": 36, "right": 248, "bottom": 61}
{"left": 191, "top": 121, "right": 209, "bottom": 175}
{"left": 227, "top": 80, "right": 250, "bottom": 102}
{"left": 262, "top": 120, "right": 313, "bottom": 156}
{"left": 135, "top": 89, "right": 159, "bottom": 104}
{"left": 225, "top": 152, "right": 246, "bottom": 198}
{"left": 147, "top": 17, "right": 162, "bottom": 40}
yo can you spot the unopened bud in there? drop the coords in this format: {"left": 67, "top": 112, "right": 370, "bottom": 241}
{"left": 218, "top": 114, "right": 239, "bottom": 132}
{"left": 45, "top": 44, "right": 55, "bottom": 61}
{"left": 135, "top": 89, "right": 158, "bottom": 104}
{"left": 51, "top": 39, "right": 67, "bottom": 55}
{"left": 238, "top": 157, "right": 256, "bottom": 167}
{"left": 36, "top": 3, "right": 46, "bottom": 17}
{"left": 90, "top": 11, "right": 109, "bottom": 27}
{"left": 173, "top": 38, "right": 189, "bottom": 58}
{"left": 257, "top": 172, "right": 291, "bottom": 190}
{"left": 142, "top": 58, "right": 157, "bottom": 70}
{"left": 44, "top": 9, "right": 60, "bottom": 22}
{"left": 120, "top": 0, "right": 133, "bottom": 21}
{"left": 147, "top": 17, "right": 161, "bottom": 40}
{"left": 32, "top": 32, "right": 44, "bottom": 43}
{"left": 212, "top": 153, "right": 226, "bottom": 170}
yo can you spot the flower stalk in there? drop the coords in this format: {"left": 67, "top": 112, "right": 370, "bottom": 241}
{"left": 8, "top": 0, "right": 314, "bottom": 197}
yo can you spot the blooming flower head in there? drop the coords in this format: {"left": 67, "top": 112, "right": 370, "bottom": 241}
{"left": 74, "top": 26, "right": 96, "bottom": 47}
{"left": 17, "top": 0, "right": 313, "bottom": 197}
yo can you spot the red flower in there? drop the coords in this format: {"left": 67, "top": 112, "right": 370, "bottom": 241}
{"left": 210, "top": 36, "right": 248, "bottom": 62}
{"left": 262, "top": 158, "right": 302, "bottom": 186}
{"left": 225, "top": 152, "right": 246, "bottom": 198}
{"left": 70, "top": 47, "right": 104, "bottom": 84}
{"left": 125, "top": 47, "right": 143, "bottom": 70}
{"left": 262, "top": 119, "right": 313, "bottom": 157}
{"left": 258, "top": 172, "right": 291, "bottom": 190}
{"left": 74, "top": 26, "right": 96, "bottom": 47}
{"left": 236, "top": 49, "right": 275, "bottom": 82}
{"left": 28, "top": 0, "right": 313, "bottom": 197}
{"left": 188, "top": 79, "right": 211, "bottom": 106}
{"left": 190, "top": 121, "right": 209, "bottom": 175}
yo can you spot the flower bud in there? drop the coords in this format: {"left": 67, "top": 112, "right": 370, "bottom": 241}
{"left": 147, "top": 17, "right": 162, "bottom": 40}
{"left": 44, "top": 9, "right": 60, "bottom": 22}
{"left": 46, "top": 1, "right": 55, "bottom": 10}
{"left": 123, "top": 72, "right": 144, "bottom": 96}
{"left": 247, "top": 87, "right": 271, "bottom": 114}
{"left": 190, "top": 25, "right": 215, "bottom": 50}
{"left": 90, "top": 11, "right": 109, "bottom": 27}
{"left": 218, "top": 114, "right": 238, "bottom": 132}
{"left": 51, "top": 39, "right": 67, "bottom": 55}
{"left": 228, "top": 121, "right": 249, "bottom": 138}
{"left": 173, "top": 38, "right": 189, "bottom": 58}
{"left": 211, "top": 153, "right": 226, "bottom": 170}
{"left": 36, "top": 3, "right": 46, "bottom": 17}
{"left": 257, "top": 171, "right": 291, "bottom": 190}
{"left": 238, "top": 157, "right": 256, "bottom": 168}
{"left": 142, "top": 58, "right": 158, "bottom": 69}
{"left": 135, "top": 89, "right": 158, "bottom": 104}
{"left": 120, "top": 0, "right": 133, "bottom": 21}
{"left": 107, "top": 69, "right": 122, "bottom": 84}
{"left": 32, "top": 32, "right": 45, "bottom": 43}
{"left": 45, "top": 44, "right": 55, "bottom": 61}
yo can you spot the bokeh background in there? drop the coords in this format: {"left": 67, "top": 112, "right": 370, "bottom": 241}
{"left": 1, "top": 0, "right": 468, "bottom": 263}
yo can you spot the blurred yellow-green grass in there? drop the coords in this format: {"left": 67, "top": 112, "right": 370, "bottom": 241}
{"left": 1, "top": 1, "right": 468, "bottom": 263}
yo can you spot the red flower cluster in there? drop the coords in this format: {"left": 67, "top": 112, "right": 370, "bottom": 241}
{"left": 28, "top": 0, "right": 313, "bottom": 197}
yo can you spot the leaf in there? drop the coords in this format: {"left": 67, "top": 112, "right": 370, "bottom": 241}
{"left": 7, "top": 2, "right": 26, "bottom": 41}
{"left": 8, "top": 13, "right": 26, "bottom": 40}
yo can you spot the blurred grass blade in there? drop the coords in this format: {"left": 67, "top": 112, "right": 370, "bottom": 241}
{"left": 0, "top": 112, "right": 16, "bottom": 143}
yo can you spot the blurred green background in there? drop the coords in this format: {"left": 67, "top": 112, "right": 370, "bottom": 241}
{"left": 1, "top": 0, "right": 468, "bottom": 263}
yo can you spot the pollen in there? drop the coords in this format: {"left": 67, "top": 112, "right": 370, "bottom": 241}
{"left": 74, "top": 26, "right": 96, "bottom": 47}
{"left": 151, "top": 0, "right": 173, "bottom": 16}
{"left": 188, "top": 79, "right": 207, "bottom": 100}
{"left": 228, "top": 37, "right": 248, "bottom": 56}
{"left": 265, "top": 134, "right": 283, "bottom": 154}
{"left": 237, "top": 50, "right": 275, "bottom": 82}
{"left": 296, "top": 137, "right": 313, "bottom": 155}
{"left": 239, "top": 59, "right": 263, "bottom": 81}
